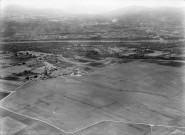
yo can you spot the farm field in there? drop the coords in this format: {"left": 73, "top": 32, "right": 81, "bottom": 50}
{"left": 1, "top": 60, "right": 185, "bottom": 133}
{"left": 1, "top": 106, "right": 185, "bottom": 135}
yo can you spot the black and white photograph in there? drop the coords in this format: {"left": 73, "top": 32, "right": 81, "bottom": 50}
{"left": 0, "top": 0, "right": 185, "bottom": 134}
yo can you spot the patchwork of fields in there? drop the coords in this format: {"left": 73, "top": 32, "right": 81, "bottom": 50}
{"left": 1, "top": 61, "right": 185, "bottom": 134}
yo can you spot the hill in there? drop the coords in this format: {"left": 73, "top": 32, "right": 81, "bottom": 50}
{"left": 0, "top": 5, "right": 184, "bottom": 41}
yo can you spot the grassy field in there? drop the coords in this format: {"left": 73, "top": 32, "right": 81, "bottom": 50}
{"left": 2, "top": 60, "right": 185, "bottom": 132}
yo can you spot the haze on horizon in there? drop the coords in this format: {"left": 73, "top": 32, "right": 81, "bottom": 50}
{"left": 1, "top": 0, "right": 185, "bottom": 14}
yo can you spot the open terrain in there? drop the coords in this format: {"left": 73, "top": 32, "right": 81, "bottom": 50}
{"left": 1, "top": 60, "right": 185, "bottom": 134}
{"left": 0, "top": 5, "right": 184, "bottom": 134}
{"left": 0, "top": 40, "right": 185, "bottom": 134}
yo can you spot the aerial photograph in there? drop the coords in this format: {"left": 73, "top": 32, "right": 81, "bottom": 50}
{"left": 0, "top": 0, "right": 185, "bottom": 134}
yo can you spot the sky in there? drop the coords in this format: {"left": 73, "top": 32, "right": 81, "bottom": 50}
{"left": 1, "top": 0, "right": 185, "bottom": 14}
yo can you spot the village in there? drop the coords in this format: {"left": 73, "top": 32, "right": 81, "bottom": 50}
{"left": 0, "top": 40, "right": 185, "bottom": 86}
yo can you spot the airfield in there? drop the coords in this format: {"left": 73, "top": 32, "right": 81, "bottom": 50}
{"left": 1, "top": 60, "right": 185, "bottom": 134}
